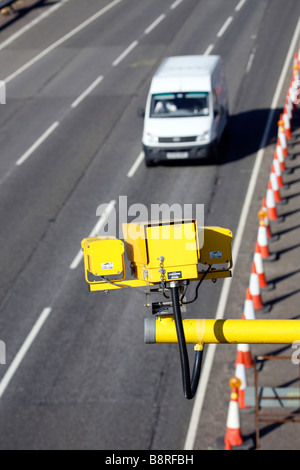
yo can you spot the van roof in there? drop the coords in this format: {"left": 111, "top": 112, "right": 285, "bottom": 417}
{"left": 150, "top": 55, "right": 221, "bottom": 93}
{"left": 155, "top": 55, "right": 221, "bottom": 78}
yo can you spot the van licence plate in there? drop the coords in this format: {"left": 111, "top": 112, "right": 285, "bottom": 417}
{"left": 166, "top": 151, "right": 189, "bottom": 159}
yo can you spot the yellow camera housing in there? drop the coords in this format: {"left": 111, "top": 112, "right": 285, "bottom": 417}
{"left": 81, "top": 236, "right": 125, "bottom": 283}
{"left": 198, "top": 226, "right": 233, "bottom": 270}
{"left": 81, "top": 220, "right": 233, "bottom": 291}
{"left": 123, "top": 219, "right": 199, "bottom": 283}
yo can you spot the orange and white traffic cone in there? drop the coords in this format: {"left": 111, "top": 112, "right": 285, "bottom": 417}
{"left": 249, "top": 262, "right": 271, "bottom": 312}
{"left": 242, "top": 288, "right": 256, "bottom": 320}
{"left": 292, "top": 63, "right": 300, "bottom": 82}
{"left": 253, "top": 242, "right": 274, "bottom": 290}
{"left": 283, "top": 105, "right": 292, "bottom": 139}
{"left": 293, "top": 50, "right": 299, "bottom": 69}
{"left": 217, "top": 378, "right": 255, "bottom": 450}
{"left": 261, "top": 199, "right": 278, "bottom": 242}
{"left": 235, "top": 356, "right": 250, "bottom": 409}
{"left": 275, "top": 131, "right": 292, "bottom": 173}
{"left": 290, "top": 65, "right": 300, "bottom": 108}
{"left": 273, "top": 150, "right": 286, "bottom": 188}
{"left": 277, "top": 119, "right": 290, "bottom": 159}
{"left": 266, "top": 179, "right": 283, "bottom": 222}
{"left": 257, "top": 211, "right": 277, "bottom": 260}
{"left": 287, "top": 87, "right": 294, "bottom": 111}
{"left": 270, "top": 163, "right": 286, "bottom": 204}
{"left": 224, "top": 377, "right": 243, "bottom": 448}
{"left": 275, "top": 140, "right": 288, "bottom": 174}
{"left": 235, "top": 343, "right": 254, "bottom": 370}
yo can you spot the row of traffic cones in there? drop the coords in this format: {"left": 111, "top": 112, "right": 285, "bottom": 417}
{"left": 217, "top": 48, "right": 300, "bottom": 450}
{"left": 247, "top": 65, "right": 298, "bottom": 311}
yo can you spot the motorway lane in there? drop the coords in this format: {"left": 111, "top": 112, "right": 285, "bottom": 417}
{"left": 0, "top": 0, "right": 299, "bottom": 450}
{"left": 0, "top": 0, "right": 192, "bottom": 299}
{"left": 0, "top": 0, "right": 231, "bottom": 449}
{"left": 0, "top": 0, "right": 239, "bottom": 309}
{"left": 0, "top": 0, "right": 235, "bottom": 301}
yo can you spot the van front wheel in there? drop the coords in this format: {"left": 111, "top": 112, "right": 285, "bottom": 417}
{"left": 145, "top": 157, "right": 156, "bottom": 167}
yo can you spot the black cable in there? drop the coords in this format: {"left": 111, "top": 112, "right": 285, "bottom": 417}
{"left": 190, "top": 349, "right": 203, "bottom": 398}
{"left": 171, "top": 285, "right": 204, "bottom": 400}
{"left": 180, "top": 283, "right": 188, "bottom": 302}
{"left": 99, "top": 276, "right": 147, "bottom": 294}
{"left": 182, "top": 265, "right": 212, "bottom": 305}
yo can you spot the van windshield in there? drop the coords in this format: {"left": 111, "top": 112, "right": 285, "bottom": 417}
{"left": 150, "top": 92, "right": 209, "bottom": 118}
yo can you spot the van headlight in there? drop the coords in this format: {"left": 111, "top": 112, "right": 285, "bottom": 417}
{"left": 146, "top": 133, "right": 159, "bottom": 144}
{"left": 196, "top": 131, "right": 209, "bottom": 142}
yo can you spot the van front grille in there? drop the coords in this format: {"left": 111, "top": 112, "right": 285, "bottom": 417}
{"left": 158, "top": 136, "right": 197, "bottom": 143}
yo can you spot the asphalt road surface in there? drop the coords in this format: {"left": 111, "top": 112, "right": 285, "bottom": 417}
{"left": 0, "top": 0, "right": 299, "bottom": 450}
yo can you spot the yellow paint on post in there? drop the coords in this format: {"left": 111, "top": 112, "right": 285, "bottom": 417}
{"left": 154, "top": 318, "right": 300, "bottom": 345}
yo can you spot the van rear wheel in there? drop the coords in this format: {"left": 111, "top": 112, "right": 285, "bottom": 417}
{"left": 210, "top": 142, "right": 219, "bottom": 163}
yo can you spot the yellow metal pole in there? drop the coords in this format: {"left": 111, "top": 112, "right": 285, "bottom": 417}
{"left": 150, "top": 318, "right": 300, "bottom": 344}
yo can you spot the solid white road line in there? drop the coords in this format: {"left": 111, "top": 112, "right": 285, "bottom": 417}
{"left": 216, "top": 16, "right": 233, "bottom": 38}
{"left": 4, "top": 0, "right": 123, "bottom": 84}
{"left": 70, "top": 200, "right": 117, "bottom": 270}
{"left": 15, "top": 121, "right": 60, "bottom": 166}
{"left": 0, "top": 307, "right": 52, "bottom": 398}
{"left": 184, "top": 15, "right": 300, "bottom": 451}
{"left": 71, "top": 75, "right": 103, "bottom": 108}
{"left": 144, "top": 14, "right": 165, "bottom": 35}
{"left": 112, "top": 40, "right": 138, "bottom": 67}
{"left": 127, "top": 151, "right": 144, "bottom": 178}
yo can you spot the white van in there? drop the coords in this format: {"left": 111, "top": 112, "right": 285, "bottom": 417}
{"left": 142, "top": 55, "right": 228, "bottom": 166}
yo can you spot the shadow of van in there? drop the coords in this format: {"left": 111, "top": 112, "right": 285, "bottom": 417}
{"left": 149, "top": 107, "right": 299, "bottom": 167}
